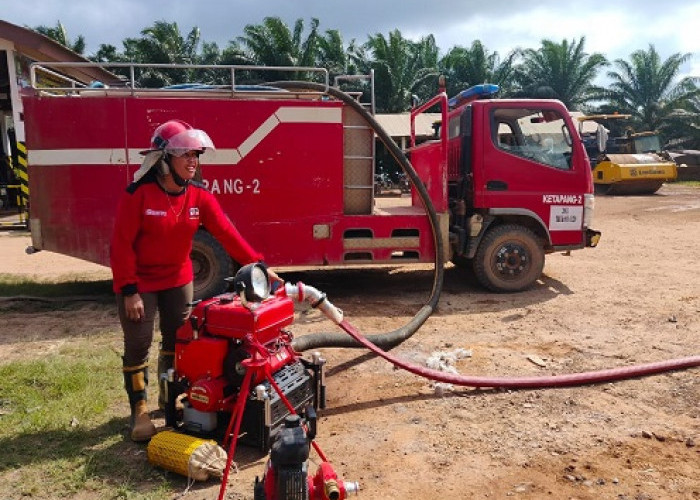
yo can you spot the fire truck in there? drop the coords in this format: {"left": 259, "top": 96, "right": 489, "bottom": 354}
{"left": 22, "top": 62, "right": 600, "bottom": 296}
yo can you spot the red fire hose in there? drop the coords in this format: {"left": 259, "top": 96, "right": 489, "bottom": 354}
{"left": 287, "top": 282, "right": 700, "bottom": 389}
{"left": 338, "top": 319, "right": 700, "bottom": 389}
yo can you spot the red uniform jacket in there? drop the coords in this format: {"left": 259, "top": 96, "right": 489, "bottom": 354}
{"left": 110, "top": 178, "right": 263, "bottom": 294}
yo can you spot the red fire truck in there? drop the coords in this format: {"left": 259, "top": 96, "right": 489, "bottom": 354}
{"left": 22, "top": 63, "right": 599, "bottom": 296}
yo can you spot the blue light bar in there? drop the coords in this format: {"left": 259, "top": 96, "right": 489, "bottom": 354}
{"left": 448, "top": 83, "right": 500, "bottom": 108}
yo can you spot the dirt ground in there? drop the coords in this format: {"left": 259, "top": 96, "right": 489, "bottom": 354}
{"left": 0, "top": 184, "right": 698, "bottom": 500}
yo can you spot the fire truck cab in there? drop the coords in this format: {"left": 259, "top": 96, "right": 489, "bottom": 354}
{"left": 411, "top": 83, "right": 600, "bottom": 291}
{"left": 22, "top": 62, "right": 599, "bottom": 296}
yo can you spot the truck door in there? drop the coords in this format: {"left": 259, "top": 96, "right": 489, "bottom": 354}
{"left": 475, "top": 104, "right": 587, "bottom": 247}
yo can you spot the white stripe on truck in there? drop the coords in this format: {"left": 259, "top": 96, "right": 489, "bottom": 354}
{"left": 27, "top": 106, "right": 342, "bottom": 167}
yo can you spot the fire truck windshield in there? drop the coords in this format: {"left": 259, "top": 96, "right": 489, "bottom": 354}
{"left": 493, "top": 108, "right": 573, "bottom": 170}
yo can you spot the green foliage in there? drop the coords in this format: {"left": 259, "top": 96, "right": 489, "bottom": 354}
{"left": 235, "top": 16, "right": 323, "bottom": 83}
{"left": 439, "top": 41, "right": 521, "bottom": 97}
{"left": 664, "top": 90, "right": 700, "bottom": 149}
{"left": 515, "top": 37, "right": 608, "bottom": 109}
{"left": 600, "top": 45, "right": 699, "bottom": 146}
{"left": 0, "top": 270, "right": 181, "bottom": 497}
{"left": 126, "top": 21, "right": 204, "bottom": 87}
{"left": 34, "top": 21, "right": 85, "bottom": 54}
{"left": 0, "top": 337, "right": 161, "bottom": 496}
{"left": 317, "top": 29, "right": 349, "bottom": 80}
{"left": 0, "top": 325, "right": 176, "bottom": 498}
{"left": 31, "top": 18, "right": 699, "bottom": 137}
{"left": 0, "top": 348, "right": 118, "bottom": 434}
{"left": 0, "top": 274, "right": 112, "bottom": 299}
{"left": 360, "top": 30, "right": 439, "bottom": 112}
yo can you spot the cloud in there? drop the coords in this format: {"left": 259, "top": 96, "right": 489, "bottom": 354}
{"left": 2, "top": 0, "right": 697, "bottom": 81}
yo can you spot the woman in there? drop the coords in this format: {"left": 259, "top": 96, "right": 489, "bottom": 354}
{"left": 110, "top": 119, "right": 280, "bottom": 441}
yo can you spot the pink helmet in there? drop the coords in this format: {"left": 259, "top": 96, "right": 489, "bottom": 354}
{"left": 140, "top": 119, "right": 215, "bottom": 155}
{"left": 134, "top": 120, "right": 216, "bottom": 182}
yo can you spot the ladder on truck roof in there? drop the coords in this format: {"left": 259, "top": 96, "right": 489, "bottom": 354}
{"left": 335, "top": 72, "right": 376, "bottom": 215}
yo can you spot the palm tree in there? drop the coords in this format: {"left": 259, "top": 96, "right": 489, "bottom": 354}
{"left": 34, "top": 21, "right": 86, "bottom": 55}
{"left": 194, "top": 41, "right": 227, "bottom": 84}
{"left": 236, "top": 17, "right": 321, "bottom": 82}
{"left": 602, "top": 45, "right": 698, "bottom": 141}
{"left": 142, "top": 21, "right": 201, "bottom": 64}
{"left": 346, "top": 38, "right": 372, "bottom": 75}
{"left": 516, "top": 37, "right": 607, "bottom": 110}
{"left": 96, "top": 21, "right": 206, "bottom": 87}
{"left": 408, "top": 34, "right": 441, "bottom": 102}
{"left": 439, "top": 40, "right": 520, "bottom": 97}
{"left": 664, "top": 90, "right": 700, "bottom": 149}
{"left": 317, "top": 29, "right": 349, "bottom": 80}
{"left": 220, "top": 40, "right": 252, "bottom": 66}
{"left": 91, "top": 44, "right": 124, "bottom": 63}
{"left": 360, "top": 30, "right": 438, "bottom": 112}
{"left": 127, "top": 21, "right": 203, "bottom": 87}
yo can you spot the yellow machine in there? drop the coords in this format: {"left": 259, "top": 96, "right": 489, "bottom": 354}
{"left": 578, "top": 114, "right": 677, "bottom": 195}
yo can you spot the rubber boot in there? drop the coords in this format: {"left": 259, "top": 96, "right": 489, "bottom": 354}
{"left": 123, "top": 363, "right": 157, "bottom": 442}
{"left": 157, "top": 351, "right": 175, "bottom": 411}
{"left": 131, "top": 400, "right": 156, "bottom": 442}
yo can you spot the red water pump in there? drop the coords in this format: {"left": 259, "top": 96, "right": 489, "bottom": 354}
{"left": 254, "top": 414, "right": 359, "bottom": 500}
{"left": 164, "top": 263, "right": 327, "bottom": 450}
{"left": 162, "top": 263, "right": 357, "bottom": 500}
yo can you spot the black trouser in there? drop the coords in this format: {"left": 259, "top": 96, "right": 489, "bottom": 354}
{"left": 117, "top": 283, "right": 193, "bottom": 405}
{"left": 117, "top": 282, "right": 193, "bottom": 366}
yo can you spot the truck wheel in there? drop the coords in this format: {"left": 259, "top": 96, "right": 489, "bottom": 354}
{"left": 191, "top": 230, "right": 237, "bottom": 300}
{"left": 473, "top": 224, "right": 544, "bottom": 293}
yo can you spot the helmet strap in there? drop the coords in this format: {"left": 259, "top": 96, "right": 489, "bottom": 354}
{"left": 172, "top": 169, "right": 190, "bottom": 187}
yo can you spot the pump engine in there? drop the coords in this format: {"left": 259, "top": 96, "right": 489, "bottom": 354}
{"left": 163, "top": 263, "right": 326, "bottom": 450}
{"left": 254, "top": 414, "right": 359, "bottom": 500}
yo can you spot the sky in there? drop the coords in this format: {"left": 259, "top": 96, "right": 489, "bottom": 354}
{"left": 3, "top": 0, "right": 699, "bottom": 83}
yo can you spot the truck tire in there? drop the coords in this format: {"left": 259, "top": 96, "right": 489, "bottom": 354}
{"left": 190, "top": 229, "right": 237, "bottom": 300}
{"left": 473, "top": 224, "right": 544, "bottom": 293}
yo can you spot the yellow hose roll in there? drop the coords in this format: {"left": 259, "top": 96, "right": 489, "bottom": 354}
{"left": 147, "top": 430, "right": 227, "bottom": 481}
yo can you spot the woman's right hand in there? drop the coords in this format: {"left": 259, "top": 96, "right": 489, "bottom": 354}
{"left": 124, "top": 293, "right": 144, "bottom": 322}
{"left": 267, "top": 269, "right": 284, "bottom": 288}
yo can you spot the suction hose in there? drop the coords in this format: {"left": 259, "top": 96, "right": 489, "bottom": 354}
{"left": 289, "top": 281, "right": 700, "bottom": 388}
{"left": 271, "top": 81, "right": 445, "bottom": 352}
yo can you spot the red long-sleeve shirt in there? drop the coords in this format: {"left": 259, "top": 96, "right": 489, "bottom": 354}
{"left": 110, "top": 179, "right": 263, "bottom": 294}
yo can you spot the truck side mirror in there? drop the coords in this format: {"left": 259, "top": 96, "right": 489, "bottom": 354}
{"left": 411, "top": 94, "right": 420, "bottom": 109}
